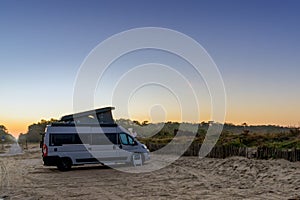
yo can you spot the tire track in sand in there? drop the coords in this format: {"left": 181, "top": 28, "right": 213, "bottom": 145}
{"left": 0, "top": 160, "right": 10, "bottom": 191}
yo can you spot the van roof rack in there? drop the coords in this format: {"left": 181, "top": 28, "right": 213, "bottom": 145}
{"left": 50, "top": 123, "right": 118, "bottom": 127}
{"left": 59, "top": 107, "right": 115, "bottom": 124}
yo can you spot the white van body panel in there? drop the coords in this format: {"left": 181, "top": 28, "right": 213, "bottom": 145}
{"left": 43, "top": 124, "right": 150, "bottom": 168}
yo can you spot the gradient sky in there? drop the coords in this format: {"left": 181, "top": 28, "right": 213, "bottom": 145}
{"left": 0, "top": 0, "right": 300, "bottom": 137}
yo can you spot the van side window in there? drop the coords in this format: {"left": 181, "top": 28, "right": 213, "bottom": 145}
{"left": 91, "top": 133, "right": 117, "bottom": 145}
{"left": 50, "top": 134, "right": 82, "bottom": 146}
{"left": 127, "top": 135, "right": 134, "bottom": 145}
{"left": 78, "top": 134, "right": 91, "bottom": 144}
{"left": 119, "top": 133, "right": 135, "bottom": 145}
{"left": 119, "top": 133, "right": 129, "bottom": 145}
{"left": 105, "top": 133, "right": 117, "bottom": 145}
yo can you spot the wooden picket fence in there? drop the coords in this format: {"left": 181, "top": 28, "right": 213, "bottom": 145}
{"left": 145, "top": 142, "right": 300, "bottom": 162}
{"left": 256, "top": 146, "right": 300, "bottom": 162}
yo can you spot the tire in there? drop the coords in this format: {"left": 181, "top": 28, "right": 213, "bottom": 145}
{"left": 57, "top": 158, "right": 72, "bottom": 171}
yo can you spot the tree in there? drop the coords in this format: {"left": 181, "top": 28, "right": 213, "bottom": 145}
{"left": 242, "top": 122, "right": 248, "bottom": 128}
{"left": 21, "top": 119, "right": 58, "bottom": 143}
{"left": 142, "top": 121, "right": 149, "bottom": 126}
{"left": 133, "top": 120, "right": 142, "bottom": 126}
{"left": 0, "top": 125, "right": 15, "bottom": 143}
{"left": 0, "top": 125, "right": 8, "bottom": 134}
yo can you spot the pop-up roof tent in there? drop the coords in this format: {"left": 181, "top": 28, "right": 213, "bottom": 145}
{"left": 59, "top": 107, "right": 115, "bottom": 124}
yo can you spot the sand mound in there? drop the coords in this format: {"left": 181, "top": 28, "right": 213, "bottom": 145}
{"left": 0, "top": 147, "right": 300, "bottom": 199}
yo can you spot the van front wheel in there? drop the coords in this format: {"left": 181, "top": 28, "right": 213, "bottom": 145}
{"left": 57, "top": 158, "right": 72, "bottom": 171}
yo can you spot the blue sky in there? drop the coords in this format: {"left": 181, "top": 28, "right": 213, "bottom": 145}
{"left": 0, "top": 0, "right": 300, "bottom": 136}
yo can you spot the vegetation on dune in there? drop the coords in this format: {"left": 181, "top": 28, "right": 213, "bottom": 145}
{"left": 216, "top": 129, "right": 300, "bottom": 148}
{"left": 16, "top": 118, "right": 300, "bottom": 149}
{"left": 117, "top": 120, "right": 299, "bottom": 149}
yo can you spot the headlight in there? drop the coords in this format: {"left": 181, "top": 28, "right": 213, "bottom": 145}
{"left": 142, "top": 144, "right": 148, "bottom": 149}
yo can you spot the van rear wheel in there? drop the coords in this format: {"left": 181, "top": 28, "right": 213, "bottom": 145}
{"left": 57, "top": 158, "right": 72, "bottom": 171}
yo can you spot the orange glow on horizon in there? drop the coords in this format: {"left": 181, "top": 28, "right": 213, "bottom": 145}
{"left": 2, "top": 111, "right": 299, "bottom": 139}
{"left": 0, "top": 118, "right": 32, "bottom": 138}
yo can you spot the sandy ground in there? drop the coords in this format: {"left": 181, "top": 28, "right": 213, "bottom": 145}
{"left": 0, "top": 144, "right": 300, "bottom": 200}
{"left": 0, "top": 143, "right": 22, "bottom": 157}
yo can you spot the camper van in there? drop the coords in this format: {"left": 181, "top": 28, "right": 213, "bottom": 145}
{"left": 41, "top": 107, "right": 150, "bottom": 171}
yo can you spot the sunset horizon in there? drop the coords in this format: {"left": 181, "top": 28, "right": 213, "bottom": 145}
{"left": 1, "top": 0, "right": 300, "bottom": 138}
{"left": 1, "top": 1, "right": 300, "bottom": 198}
{"left": 4, "top": 112, "right": 299, "bottom": 138}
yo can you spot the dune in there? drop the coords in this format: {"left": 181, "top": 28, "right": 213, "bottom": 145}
{"left": 0, "top": 144, "right": 300, "bottom": 200}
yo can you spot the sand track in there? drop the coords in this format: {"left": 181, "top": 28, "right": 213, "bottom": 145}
{"left": 0, "top": 146, "right": 300, "bottom": 200}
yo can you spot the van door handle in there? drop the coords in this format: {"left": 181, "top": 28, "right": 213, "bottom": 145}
{"left": 113, "top": 145, "right": 116, "bottom": 150}
{"left": 88, "top": 147, "right": 92, "bottom": 150}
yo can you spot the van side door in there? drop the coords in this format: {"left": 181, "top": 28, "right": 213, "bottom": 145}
{"left": 117, "top": 132, "right": 139, "bottom": 161}
{"left": 89, "top": 133, "right": 118, "bottom": 163}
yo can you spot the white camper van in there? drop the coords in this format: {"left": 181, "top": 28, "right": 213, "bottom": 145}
{"left": 41, "top": 107, "right": 150, "bottom": 171}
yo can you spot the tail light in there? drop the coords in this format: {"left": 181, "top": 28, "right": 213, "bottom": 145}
{"left": 42, "top": 144, "right": 48, "bottom": 157}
